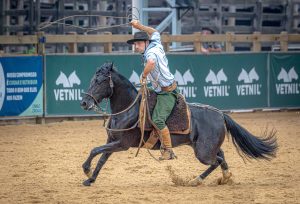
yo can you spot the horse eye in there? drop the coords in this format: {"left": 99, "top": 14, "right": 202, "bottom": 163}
{"left": 95, "top": 78, "right": 101, "bottom": 84}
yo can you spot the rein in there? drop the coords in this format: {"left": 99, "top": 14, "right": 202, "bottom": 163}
{"left": 82, "top": 73, "right": 142, "bottom": 130}
{"left": 83, "top": 72, "right": 160, "bottom": 160}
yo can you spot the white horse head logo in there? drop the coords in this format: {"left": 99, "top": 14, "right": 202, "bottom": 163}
{"left": 206, "top": 69, "right": 227, "bottom": 85}
{"left": 68, "top": 71, "right": 81, "bottom": 87}
{"left": 183, "top": 69, "right": 194, "bottom": 84}
{"left": 174, "top": 69, "right": 194, "bottom": 85}
{"left": 56, "top": 71, "right": 81, "bottom": 88}
{"left": 238, "top": 68, "right": 259, "bottom": 83}
{"left": 175, "top": 70, "right": 185, "bottom": 85}
{"left": 278, "top": 67, "right": 298, "bottom": 83}
{"left": 56, "top": 71, "right": 70, "bottom": 87}
{"left": 129, "top": 70, "right": 140, "bottom": 85}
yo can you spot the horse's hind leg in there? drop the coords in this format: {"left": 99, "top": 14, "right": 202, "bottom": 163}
{"left": 217, "top": 149, "right": 232, "bottom": 185}
{"left": 188, "top": 156, "right": 223, "bottom": 186}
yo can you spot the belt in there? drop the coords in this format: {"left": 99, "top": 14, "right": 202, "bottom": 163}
{"left": 161, "top": 81, "right": 177, "bottom": 92}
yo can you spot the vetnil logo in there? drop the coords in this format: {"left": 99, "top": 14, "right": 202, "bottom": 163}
{"left": 204, "top": 69, "right": 230, "bottom": 97}
{"left": 236, "top": 68, "right": 262, "bottom": 96}
{"left": 128, "top": 69, "right": 197, "bottom": 98}
{"left": 276, "top": 67, "right": 299, "bottom": 95}
{"left": 54, "top": 71, "right": 84, "bottom": 101}
{"left": 174, "top": 69, "right": 196, "bottom": 98}
{"left": 129, "top": 70, "right": 140, "bottom": 85}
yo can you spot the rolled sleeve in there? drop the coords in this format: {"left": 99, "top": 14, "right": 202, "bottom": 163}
{"left": 150, "top": 32, "right": 161, "bottom": 44}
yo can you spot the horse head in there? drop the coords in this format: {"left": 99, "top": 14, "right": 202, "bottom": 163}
{"left": 217, "top": 69, "right": 227, "bottom": 84}
{"left": 205, "top": 70, "right": 218, "bottom": 85}
{"left": 238, "top": 68, "right": 249, "bottom": 83}
{"left": 183, "top": 69, "right": 194, "bottom": 84}
{"left": 81, "top": 62, "right": 114, "bottom": 110}
{"left": 68, "top": 71, "right": 81, "bottom": 87}
{"left": 249, "top": 67, "right": 259, "bottom": 83}
{"left": 56, "top": 71, "right": 70, "bottom": 87}
{"left": 288, "top": 67, "right": 298, "bottom": 82}
{"left": 174, "top": 70, "right": 185, "bottom": 85}
{"left": 277, "top": 68, "right": 289, "bottom": 82}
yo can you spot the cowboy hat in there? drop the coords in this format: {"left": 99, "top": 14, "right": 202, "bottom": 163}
{"left": 127, "top": 32, "right": 149, "bottom": 44}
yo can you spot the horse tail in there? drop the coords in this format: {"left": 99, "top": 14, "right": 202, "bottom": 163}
{"left": 223, "top": 113, "right": 277, "bottom": 161}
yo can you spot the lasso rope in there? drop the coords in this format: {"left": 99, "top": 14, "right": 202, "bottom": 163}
{"left": 38, "top": 7, "right": 140, "bottom": 33}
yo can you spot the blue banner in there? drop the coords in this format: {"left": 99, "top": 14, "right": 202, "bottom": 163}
{"left": 0, "top": 56, "right": 43, "bottom": 116}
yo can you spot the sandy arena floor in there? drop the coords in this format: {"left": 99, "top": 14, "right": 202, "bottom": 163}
{"left": 0, "top": 111, "right": 299, "bottom": 204}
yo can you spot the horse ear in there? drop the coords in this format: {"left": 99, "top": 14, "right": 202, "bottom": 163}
{"left": 110, "top": 62, "right": 114, "bottom": 70}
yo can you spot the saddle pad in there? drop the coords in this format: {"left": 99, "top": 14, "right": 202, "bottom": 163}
{"left": 145, "top": 90, "right": 190, "bottom": 134}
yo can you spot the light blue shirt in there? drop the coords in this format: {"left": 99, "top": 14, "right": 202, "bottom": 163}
{"left": 143, "top": 32, "right": 175, "bottom": 92}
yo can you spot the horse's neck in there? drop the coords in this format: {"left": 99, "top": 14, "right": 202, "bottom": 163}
{"left": 109, "top": 74, "right": 138, "bottom": 114}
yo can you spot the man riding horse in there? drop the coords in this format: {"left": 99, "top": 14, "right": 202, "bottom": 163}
{"left": 127, "top": 20, "right": 178, "bottom": 160}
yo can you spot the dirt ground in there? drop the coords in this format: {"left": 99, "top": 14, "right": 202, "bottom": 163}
{"left": 0, "top": 111, "right": 299, "bottom": 204}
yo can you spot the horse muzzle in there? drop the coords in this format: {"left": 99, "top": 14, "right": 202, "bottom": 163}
{"left": 80, "top": 99, "right": 94, "bottom": 111}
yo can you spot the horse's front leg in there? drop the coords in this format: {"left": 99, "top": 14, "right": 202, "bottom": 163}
{"left": 83, "top": 152, "right": 112, "bottom": 186}
{"left": 82, "top": 141, "right": 122, "bottom": 179}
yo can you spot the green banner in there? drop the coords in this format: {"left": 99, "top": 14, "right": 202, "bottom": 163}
{"left": 270, "top": 53, "right": 300, "bottom": 108}
{"left": 45, "top": 55, "right": 142, "bottom": 115}
{"left": 45, "top": 53, "right": 300, "bottom": 116}
{"left": 167, "top": 53, "right": 268, "bottom": 109}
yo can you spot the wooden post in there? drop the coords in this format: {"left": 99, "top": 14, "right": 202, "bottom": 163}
{"left": 285, "top": 0, "right": 293, "bottom": 33}
{"left": 104, "top": 32, "right": 112, "bottom": 53}
{"left": 4, "top": 0, "right": 10, "bottom": 36}
{"left": 293, "top": 3, "right": 299, "bottom": 31}
{"left": 162, "top": 32, "right": 170, "bottom": 52}
{"left": 193, "top": 32, "right": 201, "bottom": 53}
{"left": 280, "top": 31, "right": 288, "bottom": 52}
{"left": 37, "top": 31, "right": 45, "bottom": 55}
{"left": 228, "top": 5, "right": 236, "bottom": 27}
{"left": 225, "top": 32, "right": 234, "bottom": 52}
{"left": 67, "top": 32, "right": 77, "bottom": 53}
{"left": 255, "top": 1, "right": 262, "bottom": 32}
{"left": 252, "top": 32, "right": 261, "bottom": 52}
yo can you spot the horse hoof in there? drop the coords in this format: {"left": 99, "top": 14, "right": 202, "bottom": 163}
{"left": 188, "top": 177, "right": 203, "bottom": 187}
{"left": 82, "top": 179, "right": 94, "bottom": 186}
{"left": 218, "top": 170, "right": 232, "bottom": 185}
{"left": 83, "top": 168, "right": 93, "bottom": 179}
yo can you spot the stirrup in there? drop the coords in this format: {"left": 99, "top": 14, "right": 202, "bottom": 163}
{"left": 159, "top": 149, "right": 177, "bottom": 160}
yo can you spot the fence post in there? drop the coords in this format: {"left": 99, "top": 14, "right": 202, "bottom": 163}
{"left": 252, "top": 31, "right": 261, "bottom": 52}
{"left": 37, "top": 31, "right": 45, "bottom": 55}
{"left": 193, "top": 32, "right": 201, "bottom": 53}
{"left": 162, "top": 32, "right": 170, "bottom": 52}
{"left": 67, "top": 32, "right": 77, "bottom": 53}
{"left": 225, "top": 32, "right": 234, "bottom": 52}
{"left": 280, "top": 31, "right": 288, "bottom": 52}
{"left": 104, "top": 32, "right": 112, "bottom": 53}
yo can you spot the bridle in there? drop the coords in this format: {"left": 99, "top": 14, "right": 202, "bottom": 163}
{"left": 82, "top": 73, "right": 141, "bottom": 130}
{"left": 82, "top": 72, "right": 160, "bottom": 161}
{"left": 82, "top": 73, "right": 114, "bottom": 106}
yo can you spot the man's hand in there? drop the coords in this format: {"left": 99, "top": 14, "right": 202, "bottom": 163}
{"left": 140, "top": 76, "right": 147, "bottom": 85}
{"left": 130, "top": 20, "right": 141, "bottom": 29}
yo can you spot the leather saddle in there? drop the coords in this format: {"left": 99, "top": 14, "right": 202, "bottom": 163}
{"left": 143, "top": 90, "right": 191, "bottom": 134}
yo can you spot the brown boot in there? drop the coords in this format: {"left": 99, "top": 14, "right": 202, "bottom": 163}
{"left": 159, "top": 127, "right": 177, "bottom": 160}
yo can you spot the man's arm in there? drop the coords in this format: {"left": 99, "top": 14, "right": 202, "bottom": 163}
{"left": 130, "top": 20, "right": 157, "bottom": 36}
{"left": 142, "top": 58, "right": 155, "bottom": 78}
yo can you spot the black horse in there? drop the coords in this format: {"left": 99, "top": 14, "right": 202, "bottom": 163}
{"left": 80, "top": 62, "right": 277, "bottom": 187}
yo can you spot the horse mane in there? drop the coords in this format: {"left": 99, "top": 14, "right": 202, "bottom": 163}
{"left": 111, "top": 69, "right": 138, "bottom": 94}
{"left": 96, "top": 62, "right": 138, "bottom": 93}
